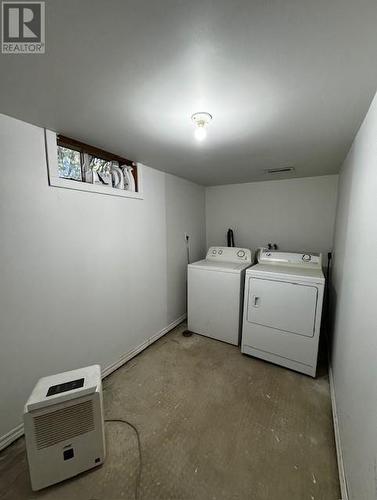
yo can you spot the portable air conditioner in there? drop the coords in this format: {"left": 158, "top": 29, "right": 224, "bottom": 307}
{"left": 24, "top": 365, "right": 106, "bottom": 491}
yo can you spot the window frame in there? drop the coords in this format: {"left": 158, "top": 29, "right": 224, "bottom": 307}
{"left": 45, "top": 129, "right": 143, "bottom": 200}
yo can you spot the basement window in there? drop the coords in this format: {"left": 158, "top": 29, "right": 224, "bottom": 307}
{"left": 45, "top": 131, "right": 143, "bottom": 199}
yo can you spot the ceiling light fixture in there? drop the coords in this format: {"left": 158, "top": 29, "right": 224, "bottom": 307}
{"left": 191, "top": 112, "right": 212, "bottom": 141}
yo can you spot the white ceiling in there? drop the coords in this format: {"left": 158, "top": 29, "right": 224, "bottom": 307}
{"left": 0, "top": 0, "right": 376, "bottom": 185}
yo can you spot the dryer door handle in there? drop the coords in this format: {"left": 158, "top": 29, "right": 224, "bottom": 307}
{"left": 252, "top": 295, "right": 261, "bottom": 308}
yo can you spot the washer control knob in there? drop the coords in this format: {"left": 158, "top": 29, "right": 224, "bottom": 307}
{"left": 218, "top": 249, "right": 223, "bottom": 255}
{"left": 302, "top": 254, "right": 311, "bottom": 262}
{"left": 237, "top": 250, "right": 245, "bottom": 258}
{"left": 212, "top": 249, "right": 217, "bottom": 255}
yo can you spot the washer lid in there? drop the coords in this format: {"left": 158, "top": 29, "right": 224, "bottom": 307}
{"left": 246, "top": 263, "right": 325, "bottom": 284}
{"left": 188, "top": 259, "right": 251, "bottom": 274}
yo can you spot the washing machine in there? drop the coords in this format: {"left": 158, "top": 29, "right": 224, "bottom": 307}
{"left": 241, "top": 249, "right": 325, "bottom": 377}
{"left": 188, "top": 247, "right": 254, "bottom": 345}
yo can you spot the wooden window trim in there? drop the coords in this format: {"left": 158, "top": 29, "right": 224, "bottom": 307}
{"left": 57, "top": 135, "right": 138, "bottom": 192}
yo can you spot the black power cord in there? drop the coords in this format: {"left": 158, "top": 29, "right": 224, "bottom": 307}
{"left": 104, "top": 418, "right": 142, "bottom": 500}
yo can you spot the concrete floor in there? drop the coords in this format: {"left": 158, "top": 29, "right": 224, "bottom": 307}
{"left": 0, "top": 322, "right": 340, "bottom": 500}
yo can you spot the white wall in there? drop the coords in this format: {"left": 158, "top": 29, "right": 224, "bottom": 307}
{"left": 206, "top": 175, "right": 338, "bottom": 260}
{"left": 0, "top": 113, "right": 206, "bottom": 444}
{"left": 331, "top": 92, "right": 377, "bottom": 500}
{"left": 165, "top": 174, "right": 206, "bottom": 324}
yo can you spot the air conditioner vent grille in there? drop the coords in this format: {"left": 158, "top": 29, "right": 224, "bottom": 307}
{"left": 34, "top": 400, "right": 95, "bottom": 449}
{"left": 266, "top": 167, "right": 295, "bottom": 174}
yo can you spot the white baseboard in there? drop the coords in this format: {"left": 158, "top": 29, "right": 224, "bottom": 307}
{"left": 0, "top": 314, "right": 186, "bottom": 452}
{"left": 101, "top": 314, "right": 186, "bottom": 379}
{"left": 329, "top": 365, "right": 349, "bottom": 500}
{"left": 0, "top": 423, "right": 24, "bottom": 452}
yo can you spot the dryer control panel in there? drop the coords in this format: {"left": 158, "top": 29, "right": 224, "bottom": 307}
{"left": 258, "top": 248, "right": 322, "bottom": 268}
{"left": 206, "top": 246, "right": 254, "bottom": 264}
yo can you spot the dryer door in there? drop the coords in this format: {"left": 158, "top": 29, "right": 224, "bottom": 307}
{"left": 247, "top": 277, "right": 318, "bottom": 337}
